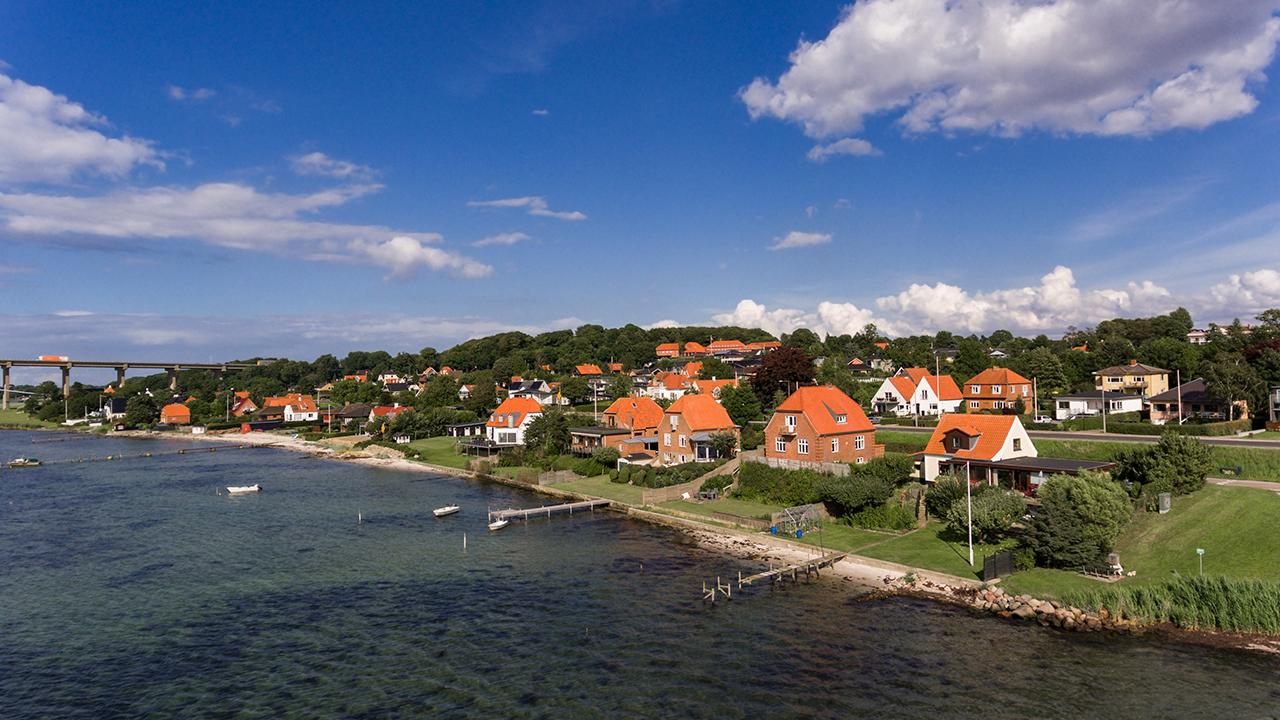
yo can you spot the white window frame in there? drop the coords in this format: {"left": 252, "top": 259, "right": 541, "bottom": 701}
{"left": 970, "top": 385, "right": 980, "bottom": 394}
{"left": 775, "top": 437, "right": 786, "bottom": 453}
{"left": 969, "top": 400, "right": 980, "bottom": 409}
{"left": 835, "top": 414, "right": 847, "bottom": 424}
{"left": 798, "top": 438, "right": 809, "bottom": 454}
{"left": 785, "top": 415, "right": 797, "bottom": 428}
{"left": 831, "top": 438, "right": 839, "bottom": 453}
{"left": 856, "top": 457, "right": 866, "bottom": 464}
{"left": 855, "top": 435, "right": 865, "bottom": 450}
{"left": 670, "top": 416, "right": 678, "bottom": 431}
{"left": 679, "top": 435, "right": 686, "bottom": 448}
{"left": 992, "top": 385, "right": 1001, "bottom": 394}
{"left": 664, "top": 433, "right": 671, "bottom": 446}
{"left": 1013, "top": 438, "right": 1022, "bottom": 451}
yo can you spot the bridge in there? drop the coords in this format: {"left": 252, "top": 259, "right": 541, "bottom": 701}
{"left": 1, "top": 359, "right": 258, "bottom": 409}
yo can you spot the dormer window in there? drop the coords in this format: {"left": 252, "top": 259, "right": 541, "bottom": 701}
{"left": 835, "top": 414, "right": 847, "bottom": 424}
{"left": 786, "top": 415, "right": 797, "bottom": 428}
{"left": 970, "top": 384, "right": 980, "bottom": 394}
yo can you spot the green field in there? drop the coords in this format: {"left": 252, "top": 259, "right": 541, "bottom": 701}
{"left": 404, "top": 436, "right": 471, "bottom": 469}
{"left": 0, "top": 408, "right": 58, "bottom": 429}
{"left": 855, "top": 521, "right": 1018, "bottom": 581}
{"left": 551, "top": 474, "right": 646, "bottom": 504}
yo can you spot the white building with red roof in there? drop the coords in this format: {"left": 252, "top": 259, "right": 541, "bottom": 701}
{"left": 486, "top": 397, "right": 543, "bottom": 446}
{"left": 917, "top": 414, "right": 1035, "bottom": 482}
{"left": 871, "top": 369, "right": 964, "bottom": 416}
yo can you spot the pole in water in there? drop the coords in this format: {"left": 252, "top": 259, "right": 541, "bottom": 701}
{"left": 463, "top": 532, "right": 467, "bottom": 549}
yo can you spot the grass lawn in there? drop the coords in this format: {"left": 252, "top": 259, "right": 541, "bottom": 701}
{"left": 658, "top": 497, "right": 783, "bottom": 520}
{"left": 551, "top": 474, "right": 646, "bottom": 504}
{"left": 857, "top": 521, "right": 1018, "bottom": 582}
{"left": 405, "top": 436, "right": 471, "bottom": 469}
{"left": 0, "top": 409, "right": 58, "bottom": 429}
{"left": 791, "top": 523, "right": 898, "bottom": 554}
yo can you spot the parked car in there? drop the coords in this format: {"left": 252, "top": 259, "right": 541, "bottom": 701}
{"left": 1034, "top": 415, "right": 1053, "bottom": 423}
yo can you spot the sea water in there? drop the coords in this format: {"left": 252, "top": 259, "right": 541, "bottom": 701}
{"left": 2, "top": 430, "right": 1277, "bottom": 719}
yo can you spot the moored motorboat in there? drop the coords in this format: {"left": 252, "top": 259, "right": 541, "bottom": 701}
{"left": 227, "top": 484, "right": 261, "bottom": 493}
{"left": 487, "top": 518, "right": 509, "bottom": 531}
{"left": 8, "top": 458, "right": 41, "bottom": 468}
{"left": 434, "top": 504, "right": 460, "bottom": 517}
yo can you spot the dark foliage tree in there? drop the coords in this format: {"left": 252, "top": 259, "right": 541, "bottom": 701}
{"left": 696, "top": 357, "right": 736, "bottom": 380}
{"left": 1112, "top": 431, "right": 1214, "bottom": 498}
{"left": 124, "top": 395, "right": 159, "bottom": 426}
{"left": 750, "top": 346, "right": 815, "bottom": 405}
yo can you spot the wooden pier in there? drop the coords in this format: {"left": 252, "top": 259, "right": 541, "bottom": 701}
{"left": 0, "top": 444, "right": 260, "bottom": 469}
{"left": 703, "top": 552, "right": 847, "bottom": 603}
{"left": 490, "top": 499, "right": 612, "bottom": 521}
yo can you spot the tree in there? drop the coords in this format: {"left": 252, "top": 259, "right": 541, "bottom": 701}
{"left": 1203, "top": 351, "right": 1263, "bottom": 421}
{"left": 124, "top": 395, "right": 159, "bottom": 426}
{"left": 952, "top": 338, "right": 992, "bottom": 383}
{"left": 696, "top": 357, "right": 736, "bottom": 380}
{"left": 750, "top": 346, "right": 815, "bottom": 405}
{"left": 1113, "top": 431, "right": 1214, "bottom": 498}
{"left": 420, "top": 375, "right": 460, "bottom": 408}
{"left": 1012, "top": 347, "right": 1067, "bottom": 407}
{"left": 558, "top": 376, "right": 590, "bottom": 405}
{"left": 606, "top": 373, "right": 634, "bottom": 399}
{"left": 717, "top": 384, "right": 762, "bottom": 426}
{"left": 1024, "top": 470, "right": 1131, "bottom": 567}
{"left": 815, "top": 356, "right": 861, "bottom": 401}
{"left": 523, "top": 407, "right": 571, "bottom": 456}
{"left": 944, "top": 488, "right": 1025, "bottom": 543}
{"left": 462, "top": 371, "right": 497, "bottom": 416}
{"left": 707, "top": 431, "right": 739, "bottom": 459}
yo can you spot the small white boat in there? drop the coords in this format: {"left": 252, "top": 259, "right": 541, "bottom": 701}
{"left": 488, "top": 518, "right": 509, "bottom": 531}
{"left": 433, "top": 504, "right": 460, "bottom": 517}
{"left": 227, "top": 484, "right": 261, "bottom": 493}
{"left": 8, "top": 458, "right": 41, "bottom": 468}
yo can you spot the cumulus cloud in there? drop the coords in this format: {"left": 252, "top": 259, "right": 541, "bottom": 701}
{"left": 1207, "top": 270, "right": 1280, "bottom": 314}
{"left": 807, "top": 138, "right": 880, "bottom": 162}
{"left": 290, "top": 152, "right": 375, "bottom": 180}
{"left": 769, "top": 231, "right": 832, "bottom": 250}
{"left": 0, "top": 182, "right": 491, "bottom": 280}
{"left": 533, "top": 109, "right": 549, "bottom": 115}
{"left": 467, "top": 196, "right": 586, "bottom": 220}
{"left": 472, "top": 232, "right": 531, "bottom": 247}
{"left": 0, "top": 72, "right": 161, "bottom": 184}
{"left": 742, "top": 0, "right": 1280, "bottom": 144}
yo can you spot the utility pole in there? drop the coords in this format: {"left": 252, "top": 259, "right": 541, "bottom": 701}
{"left": 966, "top": 460, "right": 974, "bottom": 566}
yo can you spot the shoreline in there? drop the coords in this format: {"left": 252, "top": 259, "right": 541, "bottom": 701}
{"left": 10, "top": 424, "right": 1280, "bottom": 656}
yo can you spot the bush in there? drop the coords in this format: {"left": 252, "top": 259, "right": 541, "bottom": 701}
{"left": 844, "top": 503, "right": 915, "bottom": 531}
{"left": 1024, "top": 470, "right": 1131, "bottom": 568}
{"left": 700, "top": 472, "right": 735, "bottom": 493}
{"left": 1014, "top": 547, "right": 1036, "bottom": 572}
{"left": 1112, "top": 431, "right": 1213, "bottom": 498}
{"left": 571, "top": 458, "right": 603, "bottom": 478}
{"left": 943, "top": 489, "right": 1025, "bottom": 543}
{"left": 552, "top": 455, "right": 574, "bottom": 471}
{"left": 591, "top": 446, "right": 620, "bottom": 466}
{"left": 925, "top": 476, "right": 966, "bottom": 518}
{"left": 816, "top": 473, "right": 895, "bottom": 516}
{"left": 735, "top": 462, "right": 824, "bottom": 506}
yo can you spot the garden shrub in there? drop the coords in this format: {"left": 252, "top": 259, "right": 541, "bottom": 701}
{"left": 924, "top": 476, "right": 966, "bottom": 519}
{"left": 571, "top": 458, "right": 602, "bottom": 478}
{"left": 844, "top": 503, "right": 915, "bottom": 531}
{"left": 552, "top": 455, "right": 574, "bottom": 471}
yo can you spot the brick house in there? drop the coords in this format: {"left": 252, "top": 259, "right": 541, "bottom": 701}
{"left": 160, "top": 403, "right": 191, "bottom": 425}
{"left": 764, "top": 385, "right": 883, "bottom": 465}
{"left": 660, "top": 394, "right": 738, "bottom": 465}
{"left": 962, "top": 368, "right": 1032, "bottom": 411}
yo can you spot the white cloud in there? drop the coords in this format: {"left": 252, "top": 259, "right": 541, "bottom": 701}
{"left": 807, "top": 138, "right": 880, "bottom": 162}
{"left": 0, "top": 264, "right": 35, "bottom": 275}
{"left": 533, "top": 109, "right": 550, "bottom": 115}
{"left": 0, "top": 72, "right": 161, "bottom": 184}
{"left": 1207, "top": 270, "right": 1280, "bottom": 314}
{"left": 769, "top": 231, "right": 832, "bottom": 250}
{"left": 0, "top": 182, "right": 491, "bottom": 280}
{"left": 472, "top": 232, "right": 531, "bottom": 247}
{"left": 644, "top": 319, "right": 682, "bottom": 330}
{"left": 289, "top": 152, "right": 375, "bottom": 180}
{"left": 742, "top": 0, "right": 1280, "bottom": 145}
{"left": 168, "top": 85, "right": 215, "bottom": 101}
{"left": 466, "top": 196, "right": 586, "bottom": 221}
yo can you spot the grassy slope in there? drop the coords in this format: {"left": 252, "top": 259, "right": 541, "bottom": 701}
{"left": 856, "top": 522, "right": 1018, "bottom": 582}
{"left": 404, "top": 436, "right": 470, "bottom": 469}
{"left": 0, "top": 408, "right": 59, "bottom": 429}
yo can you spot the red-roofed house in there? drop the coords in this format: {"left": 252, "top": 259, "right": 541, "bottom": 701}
{"left": 603, "top": 396, "right": 665, "bottom": 436}
{"left": 230, "top": 397, "right": 258, "bottom": 417}
{"left": 607, "top": 363, "right": 623, "bottom": 373}
{"left": 871, "top": 370, "right": 964, "bottom": 416}
{"left": 160, "top": 403, "right": 191, "bottom": 425}
{"left": 344, "top": 374, "right": 368, "bottom": 383}
{"left": 264, "top": 393, "right": 320, "bottom": 422}
{"left": 918, "top": 414, "right": 1035, "bottom": 482}
{"left": 708, "top": 339, "right": 747, "bottom": 354}
{"left": 370, "top": 405, "right": 411, "bottom": 422}
{"left": 765, "top": 385, "right": 882, "bottom": 465}
{"left": 647, "top": 373, "right": 694, "bottom": 401}
{"left": 660, "top": 394, "right": 738, "bottom": 465}
{"left": 575, "top": 364, "right": 603, "bottom": 376}
{"left": 747, "top": 341, "right": 782, "bottom": 351}
{"left": 692, "top": 378, "right": 738, "bottom": 399}
{"left": 963, "top": 368, "right": 1032, "bottom": 411}
{"left": 683, "top": 341, "right": 708, "bottom": 356}
{"left": 655, "top": 343, "right": 680, "bottom": 357}
{"left": 681, "top": 361, "right": 703, "bottom": 378}
{"left": 486, "top": 397, "right": 543, "bottom": 446}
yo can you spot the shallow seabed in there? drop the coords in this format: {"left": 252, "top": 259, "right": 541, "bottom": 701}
{"left": 2, "top": 430, "right": 1277, "bottom": 719}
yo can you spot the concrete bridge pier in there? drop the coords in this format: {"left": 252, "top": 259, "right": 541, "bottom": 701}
{"left": 62, "top": 365, "right": 71, "bottom": 398}
{"left": 168, "top": 367, "right": 177, "bottom": 391}
{"left": 116, "top": 366, "right": 127, "bottom": 388}
{"left": 2, "top": 363, "right": 10, "bottom": 410}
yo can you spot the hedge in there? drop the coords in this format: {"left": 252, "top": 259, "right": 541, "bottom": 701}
{"left": 1104, "top": 417, "right": 1250, "bottom": 437}
{"left": 1062, "top": 412, "right": 1141, "bottom": 431}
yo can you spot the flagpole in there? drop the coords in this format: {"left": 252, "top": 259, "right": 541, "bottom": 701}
{"left": 966, "top": 459, "right": 974, "bottom": 566}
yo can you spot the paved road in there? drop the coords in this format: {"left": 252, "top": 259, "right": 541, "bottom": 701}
{"left": 1209, "top": 477, "right": 1280, "bottom": 492}
{"left": 878, "top": 424, "right": 1280, "bottom": 450}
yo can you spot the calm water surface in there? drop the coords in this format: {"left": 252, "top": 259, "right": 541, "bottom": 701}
{"left": 2, "top": 430, "right": 1277, "bottom": 719}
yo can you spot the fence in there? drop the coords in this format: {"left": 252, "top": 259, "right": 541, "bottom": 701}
{"left": 983, "top": 550, "right": 1015, "bottom": 581}
{"left": 740, "top": 453, "right": 850, "bottom": 477}
{"left": 711, "top": 511, "right": 771, "bottom": 530}
{"left": 642, "top": 475, "right": 708, "bottom": 504}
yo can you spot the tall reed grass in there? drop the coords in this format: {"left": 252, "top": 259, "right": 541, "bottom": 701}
{"left": 1065, "top": 575, "right": 1280, "bottom": 633}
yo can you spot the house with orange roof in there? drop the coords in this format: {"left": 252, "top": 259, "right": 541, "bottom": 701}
{"left": 607, "top": 363, "right": 623, "bottom": 373}
{"left": 647, "top": 373, "right": 694, "bottom": 401}
{"left": 655, "top": 342, "right": 680, "bottom": 357}
{"left": 917, "top": 414, "right": 1117, "bottom": 493}
{"left": 343, "top": 374, "right": 368, "bottom": 383}
{"left": 160, "top": 403, "right": 191, "bottom": 425}
{"left": 765, "top": 385, "right": 883, "bottom": 466}
{"left": 660, "top": 394, "right": 738, "bottom": 465}
{"left": 682, "top": 341, "right": 708, "bottom": 356}
{"left": 747, "top": 341, "right": 782, "bottom": 351}
{"left": 264, "top": 393, "right": 320, "bottom": 422}
{"left": 369, "top": 405, "right": 411, "bottom": 422}
{"left": 871, "top": 369, "right": 964, "bottom": 416}
{"left": 963, "top": 368, "right": 1032, "bottom": 411}
{"left": 708, "top": 339, "right": 748, "bottom": 354}
{"left": 918, "top": 414, "right": 1035, "bottom": 483}
{"left": 486, "top": 397, "right": 543, "bottom": 446}
{"left": 230, "top": 397, "right": 258, "bottom": 417}
{"left": 681, "top": 361, "right": 703, "bottom": 378}
{"left": 575, "top": 364, "right": 603, "bottom": 376}
{"left": 602, "top": 396, "right": 666, "bottom": 436}
{"left": 692, "top": 378, "right": 738, "bottom": 399}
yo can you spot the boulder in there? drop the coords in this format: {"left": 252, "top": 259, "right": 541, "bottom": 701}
{"left": 1012, "top": 605, "right": 1037, "bottom": 620}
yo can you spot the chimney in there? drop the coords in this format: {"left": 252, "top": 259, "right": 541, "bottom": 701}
{"left": 508, "top": 413, "right": 515, "bottom": 428}
{"left": 1129, "top": 359, "right": 1137, "bottom": 365}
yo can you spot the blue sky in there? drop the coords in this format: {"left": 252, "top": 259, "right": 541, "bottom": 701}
{"left": 4, "top": 0, "right": 1280, "bottom": 384}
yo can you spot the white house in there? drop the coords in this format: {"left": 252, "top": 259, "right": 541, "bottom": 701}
{"left": 507, "top": 379, "right": 561, "bottom": 406}
{"left": 486, "top": 397, "right": 543, "bottom": 446}
{"left": 870, "top": 369, "right": 964, "bottom": 417}
{"left": 1053, "top": 390, "right": 1144, "bottom": 420}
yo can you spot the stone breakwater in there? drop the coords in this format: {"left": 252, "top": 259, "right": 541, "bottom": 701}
{"left": 969, "top": 585, "right": 1140, "bottom": 633}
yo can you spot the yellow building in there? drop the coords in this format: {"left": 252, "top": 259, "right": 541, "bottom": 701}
{"left": 1093, "top": 360, "right": 1170, "bottom": 400}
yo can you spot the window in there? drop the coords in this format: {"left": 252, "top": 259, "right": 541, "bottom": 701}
{"left": 970, "top": 384, "right": 980, "bottom": 394}
{"left": 785, "top": 415, "right": 797, "bottom": 428}
{"left": 679, "top": 435, "right": 686, "bottom": 448}
{"left": 855, "top": 435, "right": 865, "bottom": 450}
{"left": 1022, "top": 385, "right": 1030, "bottom": 395}
{"left": 831, "top": 438, "right": 839, "bottom": 453}
{"left": 775, "top": 437, "right": 786, "bottom": 453}
{"left": 952, "top": 437, "right": 961, "bottom": 450}
{"left": 1013, "top": 438, "right": 1021, "bottom": 451}
{"left": 1107, "top": 376, "right": 1122, "bottom": 384}
{"left": 835, "top": 414, "right": 847, "bottom": 424}
{"left": 680, "top": 454, "right": 686, "bottom": 463}
{"left": 970, "top": 400, "right": 980, "bottom": 409}
{"left": 920, "top": 389, "right": 929, "bottom": 399}
{"left": 992, "top": 385, "right": 1001, "bottom": 394}
{"left": 798, "top": 438, "right": 809, "bottom": 454}
{"left": 670, "top": 416, "right": 678, "bottom": 431}
{"left": 664, "top": 433, "right": 671, "bottom": 446}
{"left": 994, "top": 401, "right": 1005, "bottom": 409}
{"left": 856, "top": 457, "right": 866, "bottom": 464}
